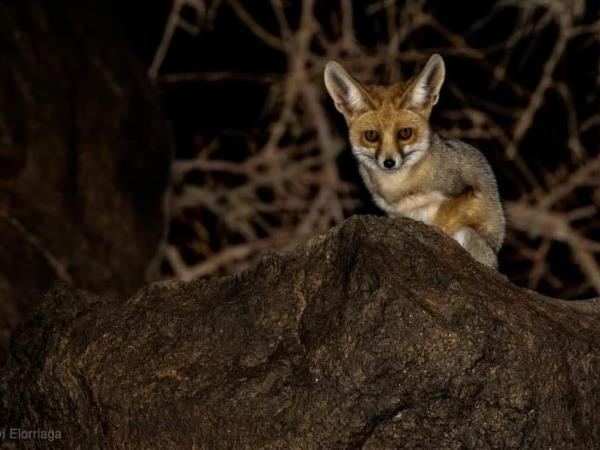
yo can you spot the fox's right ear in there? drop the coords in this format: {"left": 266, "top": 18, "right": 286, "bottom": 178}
{"left": 404, "top": 54, "right": 446, "bottom": 112}
{"left": 324, "top": 61, "right": 373, "bottom": 119}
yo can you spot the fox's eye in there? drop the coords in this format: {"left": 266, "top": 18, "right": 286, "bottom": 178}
{"left": 364, "top": 130, "right": 379, "bottom": 142}
{"left": 398, "top": 127, "right": 412, "bottom": 140}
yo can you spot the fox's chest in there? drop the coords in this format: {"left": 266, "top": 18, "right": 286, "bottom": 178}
{"left": 375, "top": 191, "right": 447, "bottom": 223}
{"left": 360, "top": 166, "right": 446, "bottom": 223}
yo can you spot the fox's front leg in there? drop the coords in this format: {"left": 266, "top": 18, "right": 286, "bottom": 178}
{"left": 433, "top": 188, "right": 487, "bottom": 238}
{"left": 452, "top": 226, "right": 498, "bottom": 268}
{"left": 432, "top": 189, "right": 498, "bottom": 267}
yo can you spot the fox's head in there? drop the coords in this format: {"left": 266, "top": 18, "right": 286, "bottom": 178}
{"left": 324, "top": 54, "right": 445, "bottom": 172}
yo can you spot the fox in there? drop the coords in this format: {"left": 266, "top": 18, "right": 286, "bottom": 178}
{"left": 324, "top": 54, "right": 505, "bottom": 269}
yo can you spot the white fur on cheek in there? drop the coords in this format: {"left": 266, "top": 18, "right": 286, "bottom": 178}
{"left": 351, "top": 144, "right": 378, "bottom": 170}
{"left": 402, "top": 133, "right": 430, "bottom": 167}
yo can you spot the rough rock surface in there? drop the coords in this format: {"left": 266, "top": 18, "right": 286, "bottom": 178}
{"left": 1, "top": 216, "right": 599, "bottom": 449}
{"left": 0, "top": 0, "right": 173, "bottom": 360}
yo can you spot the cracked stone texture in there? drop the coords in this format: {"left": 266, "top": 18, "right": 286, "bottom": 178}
{"left": 0, "top": 0, "right": 173, "bottom": 361}
{"left": 1, "top": 216, "right": 599, "bottom": 449}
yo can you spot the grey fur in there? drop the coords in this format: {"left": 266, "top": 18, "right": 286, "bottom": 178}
{"left": 455, "top": 226, "right": 499, "bottom": 269}
{"left": 433, "top": 134, "right": 505, "bottom": 252}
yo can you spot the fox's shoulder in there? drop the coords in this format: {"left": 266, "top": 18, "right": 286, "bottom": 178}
{"left": 435, "top": 133, "right": 481, "bottom": 155}
{"left": 435, "top": 134, "right": 493, "bottom": 170}
{"left": 431, "top": 133, "right": 499, "bottom": 192}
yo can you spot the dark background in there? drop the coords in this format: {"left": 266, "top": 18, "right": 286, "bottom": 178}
{"left": 117, "top": 0, "right": 600, "bottom": 299}
{"left": 1, "top": 1, "right": 600, "bottom": 443}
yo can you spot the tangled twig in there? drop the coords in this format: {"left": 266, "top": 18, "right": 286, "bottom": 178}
{"left": 153, "top": 0, "right": 600, "bottom": 298}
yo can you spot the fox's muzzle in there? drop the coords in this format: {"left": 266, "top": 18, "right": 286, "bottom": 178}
{"left": 376, "top": 150, "right": 402, "bottom": 172}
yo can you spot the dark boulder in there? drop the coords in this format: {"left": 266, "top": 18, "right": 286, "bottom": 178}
{"left": 1, "top": 216, "right": 599, "bottom": 449}
{"left": 0, "top": 0, "right": 173, "bottom": 360}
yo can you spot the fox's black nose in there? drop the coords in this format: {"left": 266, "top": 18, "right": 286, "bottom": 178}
{"left": 383, "top": 158, "right": 396, "bottom": 169}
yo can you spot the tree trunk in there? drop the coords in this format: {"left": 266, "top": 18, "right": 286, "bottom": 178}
{"left": 0, "top": 0, "right": 173, "bottom": 361}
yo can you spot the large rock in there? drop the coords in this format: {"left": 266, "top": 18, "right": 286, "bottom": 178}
{"left": 1, "top": 216, "right": 599, "bottom": 449}
{"left": 0, "top": 0, "right": 173, "bottom": 360}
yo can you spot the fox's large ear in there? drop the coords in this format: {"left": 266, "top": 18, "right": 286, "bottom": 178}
{"left": 324, "top": 61, "right": 373, "bottom": 119}
{"left": 404, "top": 54, "right": 445, "bottom": 111}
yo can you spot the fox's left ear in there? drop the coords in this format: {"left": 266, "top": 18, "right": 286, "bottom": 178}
{"left": 404, "top": 54, "right": 445, "bottom": 111}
